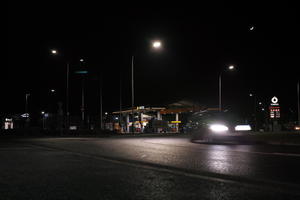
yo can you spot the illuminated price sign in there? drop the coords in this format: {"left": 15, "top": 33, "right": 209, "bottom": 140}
{"left": 269, "top": 96, "right": 280, "bottom": 119}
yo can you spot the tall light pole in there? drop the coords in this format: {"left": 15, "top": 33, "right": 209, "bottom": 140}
{"left": 297, "top": 81, "right": 300, "bottom": 125}
{"left": 131, "top": 55, "right": 134, "bottom": 133}
{"left": 25, "top": 93, "right": 30, "bottom": 114}
{"left": 41, "top": 111, "right": 45, "bottom": 129}
{"left": 50, "top": 49, "right": 70, "bottom": 129}
{"left": 131, "top": 40, "right": 162, "bottom": 133}
{"left": 219, "top": 65, "right": 235, "bottom": 112}
{"left": 99, "top": 73, "right": 103, "bottom": 129}
{"left": 119, "top": 69, "right": 122, "bottom": 131}
{"left": 66, "top": 62, "right": 70, "bottom": 128}
{"left": 249, "top": 93, "right": 257, "bottom": 131}
{"left": 79, "top": 59, "right": 85, "bottom": 126}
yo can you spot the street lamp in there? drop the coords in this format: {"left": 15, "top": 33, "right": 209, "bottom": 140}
{"left": 41, "top": 111, "right": 45, "bottom": 129}
{"left": 297, "top": 81, "right": 300, "bottom": 126}
{"left": 25, "top": 93, "right": 30, "bottom": 114}
{"left": 50, "top": 49, "right": 70, "bottom": 128}
{"left": 249, "top": 93, "right": 257, "bottom": 131}
{"left": 130, "top": 40, "right": 162, "bottom": 133}
{"left": 219, "top": 65, "right": 235, "bottom": 112}
{"left": 152, "top": 40, "right": 162, "bottom": 49}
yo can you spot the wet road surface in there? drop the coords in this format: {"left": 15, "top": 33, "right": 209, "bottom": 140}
{"left": 1, "top": 135, "right": 300, "bottom": 199}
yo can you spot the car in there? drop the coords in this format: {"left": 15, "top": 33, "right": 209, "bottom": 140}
{"left": 189, "top": 111, "right": 251, "bottom": 143}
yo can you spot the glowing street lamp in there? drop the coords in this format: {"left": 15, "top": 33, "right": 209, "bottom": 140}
{"left": 249, "top": 93, "right": 257, "bottom": 131}
{"left": 51, "top": 49, "right": 57, "bottom": 54}
{"left": 152, "top": 41, "right": 162, "bottom": 49}
{"left": 130, "top": 39, "right": 163, "bottom": 132}
{"left": 50, "top": 49, "right": 70, "bottom": 128}
{"left": 219, "top": 65, "right": 235, "bottom": 111}
{"left": 228, "top": 65, "right": 235, "bottom": 70}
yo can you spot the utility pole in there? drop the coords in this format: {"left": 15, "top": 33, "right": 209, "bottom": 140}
{"left": 297, "top": 81, "right": 300, "bottom": 125}
{"left": 99, "top": 74, "right": 103, "bottom": 129}
{"left": 254, "top": 94, "right": 257, "bottom": 132}
{"left": 66, "top": 62, "right": 70, "bottom": 129}
{"left": 119, "top": 70, "right": 122, "bottom": 132}
{"left": 219, "top": 73, "right": 222, "bottom": 112}
{"left": 131, "top": 55, "right": 134, "bottom": 133}
{"left": 25, "top": 93, "right": 30, "bottom": 114}
{"left": 81, "top": 76, "right": 85, "bottom": 125}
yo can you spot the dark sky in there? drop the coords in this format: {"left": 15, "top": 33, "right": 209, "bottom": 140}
{"left": 5, "top": 2, "right": 300, "bottom": 119}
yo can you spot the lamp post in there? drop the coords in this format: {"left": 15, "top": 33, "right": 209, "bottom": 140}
{"left": 249, "top": 93, "right": 257, "bottom": 131}
{"left": 25, "top": 93, "right": 30, "bottom": 114}
{"left": 79, "top": 59, "right": 86, "bottom": 127}
{"left": 297, "top": 81, "right": 300, "bottom": 125}
{"left": 219, "top": 65, "right": 235, "bottom": 112}
{"left": 99, "top": 74, "right": 103, "bottom": 129}
{"left": 130, "top": 40, "right": 162, "bottom": 133}
{"left": 41, "top": 111, "right": 45, "bottom": 129}
{"left": 50, "top": 49, "right": 70, "bottom": 129}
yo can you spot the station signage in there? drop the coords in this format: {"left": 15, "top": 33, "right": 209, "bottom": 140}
{"left": 171, "top": 121, "right": 181, "bottom": 124}
{"left": 269, "top": 96, "right": 280, "bottom": 119}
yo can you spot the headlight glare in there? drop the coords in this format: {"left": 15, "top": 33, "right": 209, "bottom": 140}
{"left": 209, "top": 124, "right": 229, "bottom": 132}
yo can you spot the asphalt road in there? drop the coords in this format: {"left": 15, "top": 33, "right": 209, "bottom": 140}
{"left": 1, "top": 135, "right": 300, "bottom": 199}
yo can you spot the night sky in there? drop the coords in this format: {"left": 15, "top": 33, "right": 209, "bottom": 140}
{"left": 5, "top": 2, "right": 300, "bottom": 120}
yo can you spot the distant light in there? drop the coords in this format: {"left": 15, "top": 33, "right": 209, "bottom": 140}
{"left": 228, "top": 65, "right": 235, "bottom": 70}
{"left": 80, "top": 59, "right": 84, "bottom": 62}
{"left": 209, "top": 124, "right": 229, "bottom": 132}
{"left": 249, "top": 93, "right": 253, "bottom": 97}
{"left": 5, "top": 118, "right": 12, "bottom": 122}
{"left": 235, "top": 125, "right": 251, "bottom": 131}
{"left": 115, "top": 117, "right": 119, "bottom": 120}
{"left": 21, "top": 113, "right": 29, "bottom": 118}
{"left": 51, "top": 89, "right": 55, "bottom": 93}
{"left": 75, "top": 71, "right": 88, "bottom": 74}
{"left": 259, "top": 102, "right": 262, "bottom": 105}
{"left": 51, "top": 50, "right": 57, "bottom": 54}
{"left": 261, "top": 108, "right": 265, "bottom": 111}
{"left": 249, "top": 26, "right": 255, "bottom": 31}
{"left": 105, "top": 112, "right": 108, "bottom": 115}
{"left": 41, "top": 111, "right": 45, "bottom": 115}
{"left": 152, "top": 41, "right": 162, "bottom": 49}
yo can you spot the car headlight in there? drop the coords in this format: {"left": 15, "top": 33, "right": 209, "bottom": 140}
{"left": 209, "top": 124, "right": 229, "bottom": 133}
{"left": 235, "top": 125, "right": 251, "bottom": 131}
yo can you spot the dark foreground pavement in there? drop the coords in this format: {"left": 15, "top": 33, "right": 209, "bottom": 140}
{"left": 1, "top": 135, "right": 300, "bottom": 199}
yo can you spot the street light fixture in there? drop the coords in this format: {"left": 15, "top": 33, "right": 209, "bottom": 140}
{"left": 249, "top": 93, "right": 257, "bottom": 131}
{"left": 131, "top": 39, "right": 163, "bottom": 133}
{"left": 219, "top": 65, "right": 235, "bottom": 112}
{"left": 228, "top": 65, "right": 235, "bottom": 70}
{"left": 152, "top": 40, "right": 162, "bottom": 49}
{"left": 50, "top": 49, "right": 70, "bottom": 128}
